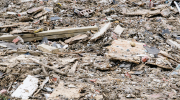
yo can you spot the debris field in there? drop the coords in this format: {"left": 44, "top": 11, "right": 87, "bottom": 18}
{"left": 0, "top": 0, "right": 180, "bottom": 99}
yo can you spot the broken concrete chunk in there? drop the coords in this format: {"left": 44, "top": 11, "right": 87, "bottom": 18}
{"left": 37, "top": 44, "right": 59, "bottom": 53}
{"left": 107, "top": 39, "right": 146, "bottom": 56}
{"left": 11, "top": 75, "right": 38, "bottom": 99}
{"left": 48, "top": 81, "right": 81, "bottom": 99}
{"left": 107, "top": 53, "right": 141, "bottom": 64}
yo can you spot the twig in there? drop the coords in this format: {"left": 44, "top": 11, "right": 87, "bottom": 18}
{"left": 33, "top": 77, "right": 49, "bottom": 96}
{"left": 30, "top": 58, "right": 67, "bottom": 76}
{"left": 29, "top": 58, "right": 49, "bottom": 76}
{"left": 174, "top": 1, "right": 180, "bottom": 14}
{"left": 7, "top": 81, "right": 14, "bottom": 91}
{"left": 159, "top": 51, "right": 180, "bottom": 63}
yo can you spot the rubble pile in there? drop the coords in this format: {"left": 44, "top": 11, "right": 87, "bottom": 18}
{"left": 0, "top": 0, "right": 180, "bottom": 99}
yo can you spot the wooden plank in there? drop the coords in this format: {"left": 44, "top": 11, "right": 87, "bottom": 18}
{"left": 12, "top": 22, "right": 30, "bottom": 26}
{"left": 0, "top": 25, "right": 18, "bottom": 28}
{"left": 27, "top": 6, "right": 43, "bottom": 14}
{"left": 0, "top": 32, "right": 85, "bottom": 42}
{"left": 35, "top": 26, "right": 98, "bottom": 37}
{"left": 17, "top": 34, "right": 35, "bottom": 38}
{"left": 24, "top": 32, "right": 84, "bottom": 42}
{"left": 0, "top": 34, "right": 34, "bottom": 41}
{"left": 34, "top": 11, "right": 48, "bottom": 18}
{"left": 0, "top": 35, "right": 18, "bottom": 41}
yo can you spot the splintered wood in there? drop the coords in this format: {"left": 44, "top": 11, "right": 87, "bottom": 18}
{"left": 65, "top": 34, "right": 88, "bottom": 44}
{"left": 123, "top": 9, "right": 161, "bottom": 17}
{"left": 0, "top": 26, "right": 98, "bottom": 42}
{"left": 90, "top": 23, "right": 111, "bottom": 41}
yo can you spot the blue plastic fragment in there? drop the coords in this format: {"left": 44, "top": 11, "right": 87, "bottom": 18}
{"left": 25, "top": 52, "right": 30, "bottom": 55}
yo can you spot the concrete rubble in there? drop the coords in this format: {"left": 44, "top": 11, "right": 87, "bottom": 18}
{"left": 0, "top": 0, "right": 180, "bottom": 99}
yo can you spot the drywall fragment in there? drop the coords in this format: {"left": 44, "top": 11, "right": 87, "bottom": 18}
{"left": 37, "top": 44, "right": 59, "bottom": 53}
{"left": 11, "top": 75, "right": 38, "bottom": 99}
{"left": 114, "top": 25, "right": 124, "bottom": 36}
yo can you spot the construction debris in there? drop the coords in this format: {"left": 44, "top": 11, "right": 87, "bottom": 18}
{"left": 0, "top": 0, "right": 180, "bottom": 100}
{"left": 11, "top": 75, "right": 38, "bottom": 99}
{"left": 37, "top": 44, "right": 59, "bottom": 54}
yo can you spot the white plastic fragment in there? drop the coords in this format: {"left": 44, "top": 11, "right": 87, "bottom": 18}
{"left": 11, "top": 75, "right": 38, "bottom": 99}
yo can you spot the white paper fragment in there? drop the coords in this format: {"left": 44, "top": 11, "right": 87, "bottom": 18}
{"left": 114, "top": 25, "right": 124, "bottom": 36}
{"left": 11, "top": 75, "right": 38, "bottom": 99}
